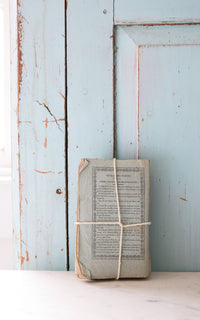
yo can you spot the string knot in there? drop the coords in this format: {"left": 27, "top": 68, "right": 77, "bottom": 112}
{"left": 119, "top": 222, "right": 123, "bottom": 228}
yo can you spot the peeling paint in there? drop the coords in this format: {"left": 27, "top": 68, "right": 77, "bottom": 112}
{"left": 44, "top": 137, "right": 47, "bottom": 148}
{"left": 13, "top": 0, "right": 67, "bottom": 271}
{"left": 19, "top": 120, "right": 32, "bottom": 124}
{"left": 179, "top": 197, "right": 188, "bottom": 202}
{"left": 44, "top": 117, "right": 48, "bottom": 128}
{"left": 36, "top": 100, "right": 63, "bottom": 132}
{"left": 21, "top": 15, "right": 29, "bottom": 24}
{"left": 17, "top": 2, "right": 24, "bottom": 270}
{"left": 59, "top": 91, "right": 65, "bottom": 100}
{"left": 34, "top": 169, "right": 55, "bottom": 174}
{"left": 19, "top": 256, "right": 25, "bottom": 265}
{"left": 34, "top": 41, "right": 38, "bottom": 68}
{"left": 43, "top": 118, "right": 65, "bottom": 127}
{"left": 25, "top": 250, "right": 29, "bottom": 262}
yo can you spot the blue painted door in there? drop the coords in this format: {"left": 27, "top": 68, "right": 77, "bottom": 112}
{"left": 11, "top": 0, "right": 200, "bottom": 271}
{"left": 115, "top": 25, "right": 200, "bottom": 271}
{"left": 68, "top": 0, "right": 200, "bottom": 271}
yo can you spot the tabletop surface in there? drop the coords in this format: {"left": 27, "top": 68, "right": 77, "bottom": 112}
{"left": 0, "top": 271, "right": 199, "bottom": 320}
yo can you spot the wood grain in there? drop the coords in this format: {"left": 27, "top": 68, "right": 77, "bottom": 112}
{"left": 10, "top": 0, "right": 66, "bottom": 270}
{"left": 67, "top": 0, "right": 114, "bottom": 270}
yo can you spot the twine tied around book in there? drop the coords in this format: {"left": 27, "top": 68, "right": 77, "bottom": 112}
{"left": 76, "top": 158, "right": 151, "bottom": 280}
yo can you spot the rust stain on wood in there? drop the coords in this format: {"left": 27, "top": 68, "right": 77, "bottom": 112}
{"left": 43, "top": 118, "right": 65, "bottom": 126}
{"left": 35, "top": 255, "right": 37, "bottom": 259}
{"left": 110, "top": 35, "right": 113, "bottom": 38}
{"left": 21, "top": 15, "right": 29, "bottom": 24}
{"left": 19, "top": 120, "right": 32, "bottom": 124}
{"left": 58, "top": 171, "right": 63, "bottom": 174}
{"left": 179, "top": 197, "right": 188, "bottom": 202}
{"left": 25, "top": 197, "right": 28, "bottom": 205}
{"left": 47, "top": 250, "right": 50, "bottom": 256}
{"left": 19, "top": 256, "right": 25, "bottom": 265}
{"left": 61, "top": 248, "right": 64, "bottom": 252}
{"left": 17, "top": 5, "right": 23, "bottom": 109}
{"left": 44, "top": 137, "right": 47, "bottom": 148}
{"left": 34, "top": 41, "right": 38, "bottom": 68}
{"left": 17, "top": 1, "right": 24, "bottom": 269}
{"left": 61, "top": 34, "right": 65, "bottom": 38}
{"left": 44, "top": 117, "right": 48, "bottom": 128}
{"left": 25, "top": 250, "right": 29, "bottom": 262}
{"left": 59, "top": 91, "right": 65, "bottom": 100}
{"left": 34, "top": 169, "right": 55, "bottom": 174}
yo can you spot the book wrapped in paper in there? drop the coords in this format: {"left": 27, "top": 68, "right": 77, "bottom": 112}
{"left": 75, "top": 159, "right": 151, "bottom": 280}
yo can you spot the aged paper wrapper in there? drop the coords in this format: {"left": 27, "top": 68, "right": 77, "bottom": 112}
{"left": 75, "top": 159, "right": 151, "bottom": 279}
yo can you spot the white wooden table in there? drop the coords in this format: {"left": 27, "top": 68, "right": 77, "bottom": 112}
{"left": 0, "top": 272, "right": 199, "bottom": 319}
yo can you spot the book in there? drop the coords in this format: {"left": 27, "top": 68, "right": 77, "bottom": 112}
{"left": 75, "top": 159, "right": 151, "bottom": 279}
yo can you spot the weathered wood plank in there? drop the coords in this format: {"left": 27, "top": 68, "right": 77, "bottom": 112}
{"left": 114, "top": 0, "right": 200, "bottom": 25}
{"left": 10, "top": 0, "right": 66, "bottom": 270}
{"left": 10, "top": 0, "right": 21, "bottom": 269}
{"left": 67, "top": 0, "right": 114, "bottom": 270}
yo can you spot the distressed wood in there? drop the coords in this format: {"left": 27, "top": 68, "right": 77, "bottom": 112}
{"left": 114, "top": 0, "right": 200, "bottom": 25}
{"left": 10, "top": 0, "right": 20, "bottom": 269}
{"left": 67, "top": 0, "right": 114, "bottom": 270}
{"left": 116, "top": 25, "right": 200, "bottom": 271}
{"left": 10, "top": 0, "right": 66, "bottom": 270}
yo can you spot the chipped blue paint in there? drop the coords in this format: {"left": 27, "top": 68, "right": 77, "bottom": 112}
{"left": 11, "top": 0, "right": 66, "bottom": 270}
{"left": 116, "top": 24, "right": 200, "bottom": 271}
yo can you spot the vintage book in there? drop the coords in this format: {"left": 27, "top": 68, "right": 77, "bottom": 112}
{"left": 75, "top": 159, "right": 151, "bottom": 279}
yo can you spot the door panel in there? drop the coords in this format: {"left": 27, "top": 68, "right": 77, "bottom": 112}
{"left": 116, "top": 25, "right": 200, "bottom": 270}
{"left": 115, "top": 0, "right": 200, "bottom": 24}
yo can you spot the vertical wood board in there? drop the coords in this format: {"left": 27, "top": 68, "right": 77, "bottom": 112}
{"left": 11, "top": 0, "right": 66, "bottom": 270}
{"left": 10, "top": 0, "right": 20, "bottom": 269}
{"left": 67, "top": 0, "right": 114, "bottom": 270}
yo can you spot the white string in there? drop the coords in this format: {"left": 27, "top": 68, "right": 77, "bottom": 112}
{"left": 76, "top": 158, "right": 151, "bottom": 279}
{"left": 113, "top": 158, "right": 123, "bottom": 279}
